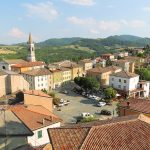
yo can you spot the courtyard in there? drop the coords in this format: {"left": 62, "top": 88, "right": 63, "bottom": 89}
{"left": 54, "top": 90, "right": 118, "bottom": 123}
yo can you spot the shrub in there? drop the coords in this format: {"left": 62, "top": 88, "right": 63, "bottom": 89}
{"left": 80, "top": 116, "right": 97, "bottom": 123}
{"left": 49, "top": 92, "right": 55, "bottom": 98}
{"left": 53, "top": 97, "right": 60, "bottom": 105}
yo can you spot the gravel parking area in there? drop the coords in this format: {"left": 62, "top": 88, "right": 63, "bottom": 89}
{"left": 54, "top": 90, "right": 118, "bottom": 123}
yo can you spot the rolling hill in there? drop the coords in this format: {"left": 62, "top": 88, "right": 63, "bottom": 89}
{"left": 1, "top": 35, "right": 150, "bottom": 63}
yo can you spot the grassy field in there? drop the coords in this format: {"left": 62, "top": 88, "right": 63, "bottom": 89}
{"left": 0, "top": 45, "right": 96, "bottom": 63}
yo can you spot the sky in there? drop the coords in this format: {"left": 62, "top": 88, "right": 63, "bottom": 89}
{"left": 1, "top": 0, "right": 150, "bottom": 44}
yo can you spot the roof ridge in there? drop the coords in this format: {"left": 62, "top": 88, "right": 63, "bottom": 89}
{"left": 79, "top": 117, "right": 143, "bottom": 150}
{"left": 12, "top": 105, "right": 56, "bottom": 118}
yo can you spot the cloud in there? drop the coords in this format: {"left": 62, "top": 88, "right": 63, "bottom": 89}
{"left": 23, "top": 1, "right": 59, "bottom": 22}
{"left": 68, "top": 17, "right": 121, "bottom": 32}
{"left": 121, "top": 19, "right": 146, "bottom": 28}
{"left": 63, "top": 0, "right": 95, "bottom": 6}
{"left": 9, "top": 27, "right": 25, "bottom": 38}
{"left": 68, "top": 16, "right": 96, "bottom": 25}
{"left": 68, "top": 16, "right": 147, "bottom": 35}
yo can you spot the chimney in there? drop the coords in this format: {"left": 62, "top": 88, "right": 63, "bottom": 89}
{"left": 127, "top": 102, "right": 130, "bottom": 108}
{"left": 50, "top": 116, "right": 53, "bottom": 121}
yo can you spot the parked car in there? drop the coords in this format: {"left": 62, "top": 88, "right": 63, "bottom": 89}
{"left": 58, "top": 102, "right": 64, "bottom": 107}
{"left": 97, "top": 101, "right": 106, "bottom": 107}
{"left": 81, "top": 112, "right": 93, "bottom": 118}
{"left": 81, "top": 92, "right": 85, "bottom": 95}
{"left": 63, "top": 100, "right": 70, "bottom": 106}
{"left": 60, "top": 99, "right": 64, "bottom": 103}
{"left": 100, "top": 109, "right": 112, "bottom": 116}
{"left": 61, "top": 90, "right": 68, "bottom": 94}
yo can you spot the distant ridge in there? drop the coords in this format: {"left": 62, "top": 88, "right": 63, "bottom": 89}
{"left": 35, "top": 35, "right": 150, "bottom": 47}
{"left": 37, "top": 37, "right": 83, "bottom": 46}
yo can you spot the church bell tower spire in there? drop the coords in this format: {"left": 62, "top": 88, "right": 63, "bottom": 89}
{"left": 27, "top": 33, "right": 36, "bottom": 62}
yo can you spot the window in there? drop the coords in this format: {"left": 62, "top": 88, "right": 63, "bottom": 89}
{"left": 118, "top": 85, "right": 121, "bottom": 88}
{"left": 123, "top": 86, "right": 126, "bottom": 90}
{"left": 38, "top": 130, "right": 42, "bottom": 139}
{"left": 111, "top": 84, "right": 114, "bottom": 87}
{"left": 112, "top": 78, "right": 114, "bottom": 81}
{"left": 119, "top": 79, "right": 121, "bottom": 82}
{"left": 124, "top": 80, "right": 126, "bottom": 83}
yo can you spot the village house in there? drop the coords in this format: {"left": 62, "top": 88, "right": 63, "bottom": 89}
{"left": 0, "top": 70, "right": 29, "bottom": 97}
{"left": 48, "top": 114, "right": 150, "bottom": 150}
{"left": 61, "top": 67, "right": 72, "bottom": 83}
{"left": 109, "top": 71, "right": 149, "bottom": 98}
{"left": 0, "top": 108, "right": 33, "bottom": 150}
{"left": 93, "top": 57, "right": 106, "bottom": 68}
{"left": 119, "top": 99, "right": 150, "bottom": 116}
{"left": 87, "top": 66, "right": 122, "bottom": 87}
{"left": 131, "top": 48, "right": 144, "bottom": 55}
{"left": 11, "top": 61, "right": 45, "bottom": 73}
{"left": 10, "top": 105, "right": 62, "bottom": 147}
{"left": 50, "top": 69, "right": 63, "bottom": 89}
{"left": 114, "top": 51, "right": 128, "bottom": 58}
{"left": 124, "top": 56, "right": 145, "bottom": 67}
{"left": 22, "top": 68, "right": 52, "bottom": 91}
{"left": 78, "top": 59, "right": 93, "bottom": 73}
{"left": 101, "top": 53, "right": 115, "bottom": 60}
{"left": 0, "top": 59, "right": 27, "bottom": 70}
{"left": 51, "top": 60, "right": 83, "bottom": 81}
{"left": 22, "top": 90, "right": 53, "bottom": 112}
{"left": 112, "top": 59, "right": 135, "bottom": 73}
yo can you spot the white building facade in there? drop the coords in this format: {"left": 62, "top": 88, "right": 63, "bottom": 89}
{"left": 27, "top": 122, "right": 61, "bottom": 147}
{"left": 22, "top": 68, "right": 51, "bottom": 91}
{"left": 109, "top": 71, "right": 149, "bottom": 98}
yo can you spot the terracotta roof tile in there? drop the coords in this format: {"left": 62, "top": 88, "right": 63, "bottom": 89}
{"left": 48, "top": 127, "right": 90, "bottom": 150}
{"left": 9, "top": 105, "right": 61, "bottom": 130}
{"left": 12, "top": 61, "right": 45, "bottom": 68}
{"left": 24, "top": 90, "right": 51, "bottom": 98}
{"left": 80, "top": 118, "right": 150, "bottom": 150}
{"left": 120, "top": 99, "right": 150, "bottom": 114}
{"left": 22, "top": 68, "right": 51, "bottom": 76}
{"left": 87, "top": 66, "right": 121, "bottom": 74}
{"left": 48, "top": 115, "right": 150, "bottom": 150}
{"left": 110, "top": 70, "right": 139, "bottom": 78}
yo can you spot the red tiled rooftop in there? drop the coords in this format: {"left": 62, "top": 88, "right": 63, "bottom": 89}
{"left": 22, "top": 68, "right": 51, "bottom": 76}
{"left": 81, "top": 118, "right": 150, "bottom": 150}
{"left": 110, "top": 70, "right": 139, "bottom": 78}
{"left": 87, "top": 66, "right": 121, "bottom": 74}
{"left": 48, "top": 127, "right": 90, "bottom": 150}
{"left": 9, "top": 105, "right": 61, "bottom": 130}
{"left": 120, "top": 99, "right": 150, "bottom": 114}
{"left": 24, "top": 90, "right": 51, "bottom": 98}
{"left": 48, "top": 114, "right": 150, "bottom": 150}
{"left": 12, "top": 61, "right": 45, "bottom": 68}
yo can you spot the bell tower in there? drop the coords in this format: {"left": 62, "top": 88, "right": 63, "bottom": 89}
{"left": 27, "top": 33, "right": 36, "bottom": 62}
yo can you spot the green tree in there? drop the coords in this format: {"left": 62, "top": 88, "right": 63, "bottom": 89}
{"left": 137, "top": 53, "right": 144, "bottom": 57}
{"left": 74, "top": 76, "right": 100, "bottom": 92}
{"left": 104, "top": 87, "right": 117, "bottom": 99}
{"left": 135, "top": 67, "right": 150, "bottom": 81}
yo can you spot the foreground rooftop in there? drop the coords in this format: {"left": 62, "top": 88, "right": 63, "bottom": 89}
{"left": 48, "top": 114, "right": 150, "bottom": 150}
